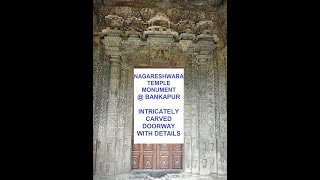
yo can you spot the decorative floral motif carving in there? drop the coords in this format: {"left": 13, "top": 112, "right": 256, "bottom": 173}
{"left": 100, "top": 12, "right": 220, "bottom": 35}
{"left": 144, "top": 157, "right": 152, "bottom": 168}
{"left": 132, "top": 144, "right": 139, "bottom": 151}
{"left": 174, "top": 144, "right": 182, "bottom": 151}
{"left": 132, "top": 157, "right": 139, "bottom": 169}
{"left": 160, "top": 144, "right": 168, "bottom": 151}
{"left": 174, "top": 157, "right": 182, "bottom": 168}
{"left": 144, "top": 144, "right": 152, "bottom": 150}
{"left": 150, "top": 43, "right": 171, "bottom": 64}
{"left": 161, "top": 157, "right": 168, "bottom": 168}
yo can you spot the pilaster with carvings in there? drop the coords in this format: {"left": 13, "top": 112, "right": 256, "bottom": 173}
{"left": 197, "top": 53, "right": 212, "bottom": 177}
{"left": 93, "top": 37, "right": 107, "bottom": 175}
{"left": 115, "top": 56, "right": 128, "bottom": 175}
{"left": 96, "top": 51, "right": 111, "bottom": 176}
{"left": 208, "top": 52, "right": 218, "bottom": 175}
{"left": 104, "top": 54, "right": 121, "bottom": 176}
{"left": 103, "top": 28, "right": 123, "bottom": 176}
{"left": 217, "top": 46, "right": 227, "bottom": 175}
{"left": 190, "top": 54, "right": 200, "bottom": 176}
{"left": 183, "top": 53, "right": 192, "bottom": 176}
{"left": 124, "top": 61, "right": 134, "bottom": 172}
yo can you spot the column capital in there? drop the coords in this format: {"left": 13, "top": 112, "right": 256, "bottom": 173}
{"left": 198, "top": 58, "right": 208, "bottom": 66}
{"left": 196, "top": 53, "right": 212, "bottom": 66}
{"left": 110, "top": 55, "right": 121, "bottom": 64}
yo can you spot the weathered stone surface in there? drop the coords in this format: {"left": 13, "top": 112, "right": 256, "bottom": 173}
{"left": 93, "top": 0, "right": 226, "bottom": 179}
{"left": 94, "top": 0, "right": 226, "bottom": 39}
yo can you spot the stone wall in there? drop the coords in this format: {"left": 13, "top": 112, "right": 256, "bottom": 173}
{"left": 93, "top": 1, "right": 226, "bottom": 179}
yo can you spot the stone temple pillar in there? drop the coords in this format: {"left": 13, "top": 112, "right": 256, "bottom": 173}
{"left": 180, "top": 31, "right": 195, "bottom": 178}
{"left": 190, "top": 55, "right": 200, "bottom": 177}
{"left": 124, "top": 63, "right": 134, "bottom": 173}
{"left": 183, "top": 56, "right": 192, "bottom": 177}
{"left": 104, "top": 54, "right": 121, "bottom": 178}
{"left": 94, "top": 28, "right": 123, "bottom": 180}
{"left": 93, "top": 36, "right": 104, "bottom": 174}
{"left": 208, "top": 55, "right": 218, "bottom": 176}
{"left": 210, "top": 47, "right": 227, "bottom": 179}
{"left": 95, "top": 49, "right": 110, "bottom": 178}
{"left": 194, "top": 34, "right": 217, "bottom": 179}
{"left": 115, "top": 58, "right": 128, "bottom": 175}
{"left": 197, "top": 54, "right": 212, "bottom": 178}
{"left": 217, "top": 49, "right": 227, "bottom": 177}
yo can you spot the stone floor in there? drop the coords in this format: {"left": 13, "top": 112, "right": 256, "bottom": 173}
{"left": 128, "top": 170, "right": 182, "bottom": 180}
{"left": 127, "top": 170, "right": 226, "bottom": 180}
{"left": 94, "top": 171, "right": 226, "bottom": 180}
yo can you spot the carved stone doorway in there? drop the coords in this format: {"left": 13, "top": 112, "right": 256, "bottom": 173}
{"left": 93, "top": 17, "right": 227, "bottom": 178}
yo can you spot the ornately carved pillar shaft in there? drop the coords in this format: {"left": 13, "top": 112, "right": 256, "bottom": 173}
{"left": 213, "top": 52, "right": 222, "bottom": 177}
{"left": 198, "top": 55, "right": 211, "bottom": 177}
{"left": 184, "top": 57, "right": 192, "bottom": 176}
{"left": 124, "top": 63, "right": 134, "bottom": 172}
{"left": 104, "top": 55, "right": 121, "bottom": 176}
{"left": 93, "top": 41, "right": 101, "bottom": 142}
{"left": 179, "top": 33, "right": 195, "bottom": 177}
{"left": 191, "top": 55, "right": 200, "bottom": 176}
{"left": 115, "top": 59, "right": 127, "bottom": 175}
{"left": 208, "top": 55, "right": 218, "bottom": 175}
{"left": 213, "top": 54, "right": 220, "bottom": 140}
{"left": 96, "top": 53, "right": 110, "bottom": 176}
{"left": 217, "top": 50, "right": 227, "bottom": 175}
{"left": 93, "top": 41, "right": 103, "bottom": 174}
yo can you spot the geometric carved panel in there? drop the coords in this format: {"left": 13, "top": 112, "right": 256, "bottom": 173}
{"left": 132, "top": 144, "right": 139, "bottom": 151}
{"left": 174, "top": 144, "right": 182, "bottom": 151}
{"left": 144, "top": 144, "right": 153, "bottom": 151}
{"left": 173, "top": 156, "right": 182, "bottom": 169}
{"left": 131, "top": 156, "right": 139, "bottom": 169}
{"left": 159, "top": 156, "right": 169, "bottom": 169}
{"left": 144, "top": 156, "right": 153, "bottom": 169}
{"left": 160, "top": 144, "right": 169, "bottom": 151}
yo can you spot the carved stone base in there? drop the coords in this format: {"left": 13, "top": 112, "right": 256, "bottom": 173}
{"left": 94, "top": 172, "right": 227, "bottom": 180}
